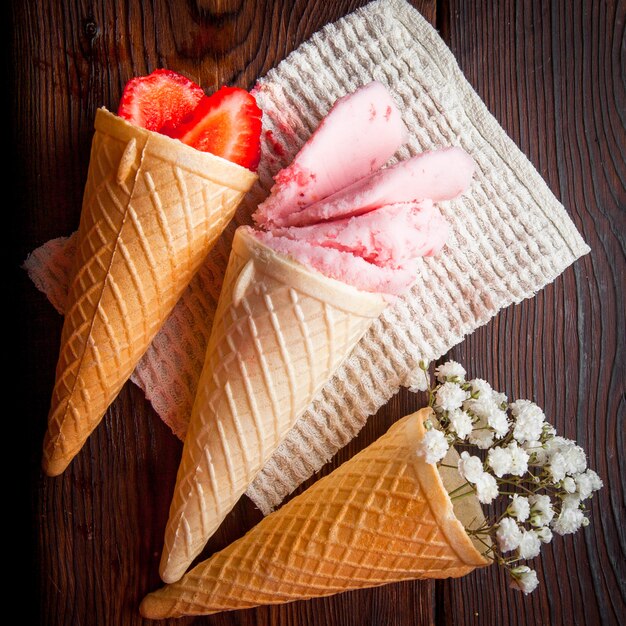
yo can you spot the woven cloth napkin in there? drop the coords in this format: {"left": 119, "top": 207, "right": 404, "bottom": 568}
{"left": 25, "top": 0, "right": 589, "bottom": 514}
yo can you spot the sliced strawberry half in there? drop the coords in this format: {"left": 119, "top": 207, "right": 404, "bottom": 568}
{"left": 169, "top": 87, "right": 263, "bottom": 171}
{"left": 117, "top": 69, "right": 204, "bottom": 133}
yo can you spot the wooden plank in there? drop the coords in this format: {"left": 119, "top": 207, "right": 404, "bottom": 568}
{"left": 437, "top": 1, "right": 625, "bottom": 624}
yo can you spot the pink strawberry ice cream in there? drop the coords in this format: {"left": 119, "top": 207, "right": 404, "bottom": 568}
{"left": 280, "top": 147, "right": 475, "bottom": 227}
{"left": 272, "top": 200, "right": 448, "bottom": 266}
{"left": 250, "top": 83, "right": 475, "bottom": 295}
{"left": 254, "top": 81, "right": 408, "bottom": 228}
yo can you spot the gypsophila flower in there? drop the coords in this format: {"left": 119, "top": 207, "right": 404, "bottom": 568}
{"left": 447, "top": 408, "right": 473, "bottom": 440}
{"left": 536, "top": 526, "right": 553, "bottom": 544}
{"left": 523, "top": 439, "right": 548, "bottom": 465}
{"left": 488, "top": 446, "right": 512, "bottom": 477}
{"left": 496, "top": 517, "right": 522, "bottom": 552}
{"left": 510, "top": 566, "right": 539, "bottom": 595}
{"left": 561, "top": 443, "right": 587, "bottom": 474}
{"left": 548, "top": 452, "right": 568, "bottom": 483}
{"left": 508, "top": 442, "right": 530, "bottom": 476}
{"left": 543, "top": 423, "right": 557, "bottom": 437}
{"left": 517, "top": 529, "right": 542, "bottom": 559}
{"left": 508, "top": 494, "right": 530, "bottom": 522}
{"left": 475, "top": 472, "right": 499, "bottom": 504}
{"left": 406, "top": 366, "right": 429, "bottom": 392}
{"left": 488, "top": 408, "right": 510, "bottom": 438}
{"left": 463, "top": 395, "right": 497, "bottom": 422}
{"left": 528, "top": 494, "right": 555, "bottom": 526}
{"left": 415, "top": 360, "right": 602, "bottom": 595}
{"left": 417, "top": 429, "right": 449, "bottom": 464}
{"left": 434, "top": 360, "right": 466, "bottom": 383}
{"left": 457, "top": 451, "right": 484, "bottom": 483}
{"left": 492, "top": 390, "right": 508, "bottom": 408}
{"left": 545, "top": 436, "right": 575, "bottom": 456}
{"left": 468, "top": 426, "right": 495, "bottom": 450}
{"left": 553, "top": 500, "right": 585, "bottom": 535}
{"left": 435, "top": 382, "right": 470, "bottom": 412}
{"left": 510, "top": 400, "right": 545, "bottom": 443}
{"left": 469, "top": 378, "right": 493, "bottom": 397}
{"left": 575, "top": 469, "right": 603, "bottom": 500}
{"left": 562, "top": 476, "right": 577, "bottom": 493}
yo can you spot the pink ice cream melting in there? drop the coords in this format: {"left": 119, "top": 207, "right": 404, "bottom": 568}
{"left": 253, "top": 81, "right": 407, "bottom": 228}
{"left": 252, "top": 83, "right": 476, "bottom": 295}
{"left": 272, "top": 200, "right": 448, "bottom": 268}
{"left": 280, "top": 147, "right": 475, "bottom": 227}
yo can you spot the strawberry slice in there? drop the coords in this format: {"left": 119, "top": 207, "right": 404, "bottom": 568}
{"left": 169, "top": 87, "right": 262, "bottom": 171}
{"left": 117, "top": 69, "right": 204, "bottom": 133}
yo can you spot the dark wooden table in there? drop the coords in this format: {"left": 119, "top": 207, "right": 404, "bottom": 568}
{"left": 13, "top": 1, "right": 625, "bottom": 624}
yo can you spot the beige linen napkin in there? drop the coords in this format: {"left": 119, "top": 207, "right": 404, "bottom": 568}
{"left": 25, "top": 0, "right": 589, "bottom": 514}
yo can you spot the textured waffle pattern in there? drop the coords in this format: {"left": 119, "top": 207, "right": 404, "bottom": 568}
{"left": 141, "top": 410, "right": 487, "bottom": 618}
{"left": 26, "top": 0, "right": 589, "bottom": 500}
{"left": 42, "top": 110, "right": 255, "bottom": 475}
{"left": 160, "top": 228, "right": 386, "bottom": 582}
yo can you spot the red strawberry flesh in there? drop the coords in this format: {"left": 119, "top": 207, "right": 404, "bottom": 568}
{"left": 170, "top": 87, "right": 262, "bottom": 171}
{"left": 117, "top": 69, "right": 204, "bottom": 133}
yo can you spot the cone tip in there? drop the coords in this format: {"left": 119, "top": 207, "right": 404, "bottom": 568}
{"left": 42, "top": 450, "right": 70, "bottom": 477}
{"left": 159, "top": 556, "right": 185, "bottom": 585}
{"left": 139, "top": 592, "right": 169, "bottom": 620}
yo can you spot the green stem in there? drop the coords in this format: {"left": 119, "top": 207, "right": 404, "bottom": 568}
{"left": 451, "top": 490, "right": 476, "bottom": 502}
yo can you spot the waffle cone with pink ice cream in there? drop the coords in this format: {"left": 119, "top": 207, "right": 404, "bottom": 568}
{"left": 159, "top": 81, "right": 476, "bottom": 584}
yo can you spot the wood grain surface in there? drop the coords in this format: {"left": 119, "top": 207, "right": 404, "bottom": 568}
{"left": 12, "top": 0, "right": 624, "bottom": 624}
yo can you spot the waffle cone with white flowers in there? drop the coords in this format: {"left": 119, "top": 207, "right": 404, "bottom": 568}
{"left": 43, "top": 108, "right": 257, "bottom": 476}
{"left": 142, "top": 408, "right": 489, "bottom": 618}
{"left": 159, "top": 226, "right": 387, "bottom": 583}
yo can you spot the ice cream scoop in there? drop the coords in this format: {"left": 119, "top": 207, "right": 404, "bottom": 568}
{"left": 254, "top": 81, "right": 408, "bottom": 227}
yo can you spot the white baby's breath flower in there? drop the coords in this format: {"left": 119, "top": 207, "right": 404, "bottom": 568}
{"left": 457, "top": 451, "right": 484, "bottom": 483}
{"left": 545, "top": 436, "right": 575, "bottom": 456}
{"left": 575, "top": 469, "right": 603, "bottom": 500}
{"left": 517, "top": 529, "right": 542, "bottom": 559}
{"left": 488, "top": 446, "right": 512, "bottom": 477}
{"left": 562, "top": 494, "right": 582, "bottom": 509}
{"left": 553, "top": 500, "right": 585, "bottom": 535}
{"left": 588, "top": 469, "right": 603, "bottom": 491}
{"left": 488, "top": 408, "right": 510, "bottom": 438}
{"left": 469, "top": 378, "right": 493, "bottom": 397}
{"left": 548, "top": 452, "right": 568, "bottom": 483}
{"left": 508, "top": 494, "right": 530, "bottom": 522}
{"left": 510, "top": 400, "right": 545, "bottom": 443}
{"left": 510, "top": 566, "right": 539, "bottom": 594}
{"left": 528, "top": 494, "right": 555, "bottom": 527}
{"left": 434, "top": 360, "right": 466, "bottom": 383}
{"left": 435, "top": 382, "right": 470, "bottom": 412}
{"left": 561, "top": 444, "right": 587, "bottom": 474}
{"left": 562, "top": 476, "right": 577, "bottom": 493}
{"left": 417, "top": 429, "right": 449, "bottom": 464}
{"left": 468, "top": 426, "right": 495, "bottom": 450}
{"left": 475, "top": 472, "right": 499, "bottom": 504}
{"left": 523, "top": 440, "right": 548, "bottom": 465}
{"left": 406, "top": 366, "right": 429, "bottom": 392}
{"left": 536, "top": 526, "right": 553, "bottom": 544}
{"left": 492, "top": 390, "right": 509, "bottom": 408}
{"left": 508, "top": 442, "right": 530, "bottom": 476}
{"left": 496, "top": 517, "right": 522, "bottom": 552}
{"left": 448, "top": 408, "right": 473, "bottom": 440}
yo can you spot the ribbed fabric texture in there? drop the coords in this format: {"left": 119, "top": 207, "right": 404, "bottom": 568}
{"left": 24, "top": 0, "right": 589, "bottom": 511}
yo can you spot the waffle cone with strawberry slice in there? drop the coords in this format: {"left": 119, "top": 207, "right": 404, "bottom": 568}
{"left": 43, "top": 70, "right": 262, "bottom": 476}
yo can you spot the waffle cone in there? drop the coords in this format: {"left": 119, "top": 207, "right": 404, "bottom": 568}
{"left": 160, "top": 227, "right": 387, "bottom": 583}
{"left": 43, "top": 109, "right": 257, "bottom": 476}
{"left": 142, "top": 408, "right": 490, "bottom": 618}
